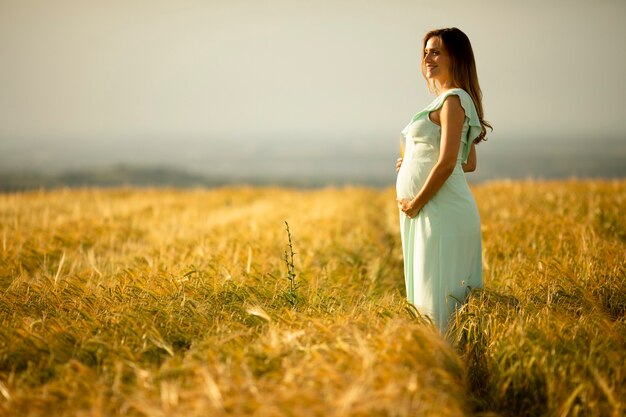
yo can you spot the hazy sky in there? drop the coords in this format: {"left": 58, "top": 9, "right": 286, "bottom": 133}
{"left": 1, "top": 0, "right": 625, "bottom": 173}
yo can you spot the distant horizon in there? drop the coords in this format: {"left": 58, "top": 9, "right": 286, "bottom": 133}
{"left": 1, "top": 134, "right": 625, "bottom": 191}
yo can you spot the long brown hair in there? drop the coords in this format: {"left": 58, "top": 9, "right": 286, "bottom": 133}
{"left": 422, "top": 27, "right": 492, "bottom": 142}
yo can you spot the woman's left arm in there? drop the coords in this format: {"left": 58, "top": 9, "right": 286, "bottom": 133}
{"left": 398, "top": 95, "right": 465, "bottom": 218}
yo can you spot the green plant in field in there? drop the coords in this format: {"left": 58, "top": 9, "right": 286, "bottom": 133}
{"left": 283, "top": 220, "right": 299, "bottom": 306}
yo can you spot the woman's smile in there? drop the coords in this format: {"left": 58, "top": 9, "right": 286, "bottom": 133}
{"left": 423, "top": 36, "right": 452, "bottom": 87}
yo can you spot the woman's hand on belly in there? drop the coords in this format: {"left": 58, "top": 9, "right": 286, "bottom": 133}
{"left": 395, "top": 157, "right": 403, "bottom": 172}
{"left": 397, "top": 197, "right": 421, "bottom": 218}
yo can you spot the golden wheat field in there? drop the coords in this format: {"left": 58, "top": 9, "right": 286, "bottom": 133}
{"left": 0, "top": 180, "right": 625, "bottom": 417}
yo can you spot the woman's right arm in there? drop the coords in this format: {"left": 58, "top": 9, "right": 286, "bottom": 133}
{"left": 462, "top": 142, "right": 477, "bottom": 172}
{"left": 395, "top": 157, "right": 403, "bottom": 172}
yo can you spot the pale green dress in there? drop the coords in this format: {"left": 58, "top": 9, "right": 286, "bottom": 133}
{"left": 396, "top": 88, "right": 482, "bottom": 332}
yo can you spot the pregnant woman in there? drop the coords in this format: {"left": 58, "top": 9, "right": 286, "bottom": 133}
{"left": 396, "top": 27, "right": 492, "bottom": 332}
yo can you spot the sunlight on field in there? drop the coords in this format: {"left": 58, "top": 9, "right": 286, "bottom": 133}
{"left": 0, "top": 181, "right": 624, "bottom": 416}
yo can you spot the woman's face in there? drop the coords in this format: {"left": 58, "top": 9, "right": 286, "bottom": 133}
{"left": 423, "top": 36, "right": 452, "bottom": 87}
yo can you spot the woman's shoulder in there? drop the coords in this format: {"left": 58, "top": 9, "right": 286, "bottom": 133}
{"left": 433, "top": 88, "right": 476, "bottom": 112}
{"left": 439, "top": 88, "right": 472, "bottom": 102}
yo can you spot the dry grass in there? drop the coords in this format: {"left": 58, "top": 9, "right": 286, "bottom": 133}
{"left": 0, "top": 180, "right": 624, "bottom": 416}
